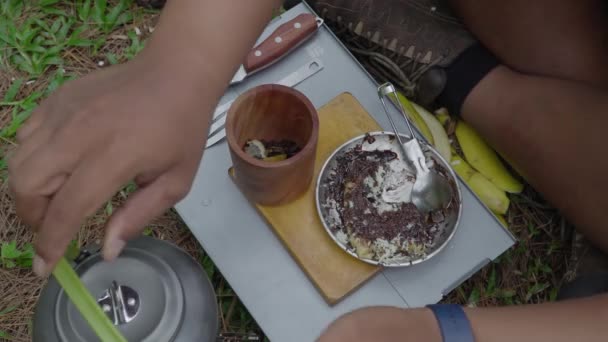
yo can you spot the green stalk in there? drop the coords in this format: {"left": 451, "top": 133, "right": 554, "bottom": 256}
{"left": 52, "top": 258, "right": 128, "bottom": 342}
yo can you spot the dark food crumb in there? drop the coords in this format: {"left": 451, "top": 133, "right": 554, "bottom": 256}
{"left": 363, "top": 133, "right": 376, "bottom": 144}
{"left": 264, "top": 139, "right": 301, "bottom": 158}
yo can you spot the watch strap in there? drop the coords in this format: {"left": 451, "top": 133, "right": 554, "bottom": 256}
{"left": 427, "top": 304, "right": 475, "bottom": 342}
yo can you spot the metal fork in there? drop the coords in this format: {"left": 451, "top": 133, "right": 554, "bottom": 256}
{"left": 378, "top": 82, "right": 453, "bottom": 213}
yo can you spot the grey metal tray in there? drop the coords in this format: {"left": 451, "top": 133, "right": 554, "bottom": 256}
{"left": 175, "top": 3, "right": 515, "bottom": 341}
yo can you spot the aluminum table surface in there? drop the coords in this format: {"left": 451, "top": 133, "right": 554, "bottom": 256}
{"left": 175, "top": 3, "right": 515, "bottom": 341}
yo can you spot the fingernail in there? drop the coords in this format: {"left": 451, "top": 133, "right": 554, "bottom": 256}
{"left": 33, "top": 255, "right": 49, "bottom": 277}
{"left": 103, "top": 239, "right": 126, "bottom": 261}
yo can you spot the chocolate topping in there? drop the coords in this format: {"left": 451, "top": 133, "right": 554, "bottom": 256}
{"left": 323, "top": 141, "right": 453, "bottom": 261}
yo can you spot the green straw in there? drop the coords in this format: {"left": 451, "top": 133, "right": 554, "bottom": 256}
{"left": 52, "top": 257, "right": 128, "bottom": 342}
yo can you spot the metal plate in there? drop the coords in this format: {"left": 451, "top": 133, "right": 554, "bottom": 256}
{"left": 316, "top": 132, "right": 463, "bottom": 267}
{"left": 33, "top": 237, "right": 218, "bottom": 342}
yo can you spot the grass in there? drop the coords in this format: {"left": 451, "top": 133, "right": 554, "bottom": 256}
{"left": 1, "top": 241, "right": 34, "bottom": 269}
{"left": 0, "top": 1, "right": 576, "bottom": 341}
{"left": 443, "top": 187, "right": 571, "bottom": 307}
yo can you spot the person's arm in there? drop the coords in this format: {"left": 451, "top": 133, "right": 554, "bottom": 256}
{"left": 142, "top": 0, "right": 282, "bottom": 102}
{"left": 317, "top": 294, "right": 608, "bottom": 341}
{"left": 465, "top": 293, "right": 608, "bottom": 341}
{"left": 8, "top": 0, "right": 281, "bottom": 277}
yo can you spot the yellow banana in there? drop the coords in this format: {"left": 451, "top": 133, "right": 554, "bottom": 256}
{"left": 394, "top": 92, "right": 434, "bottom": 145}
{"left": 455, "top": 120, "right": 524, "bottom": 193}
{"left": 468, "top": 173, "right": 510, "bottom": 215}
{"left": 450, "top": 154, "right": 476, "bottom": 181}
{"left": 451, "top": 154, "right": 510, "bottom": 215}
{"left": 435, "top": 108, "right": 513, "bottom": 219}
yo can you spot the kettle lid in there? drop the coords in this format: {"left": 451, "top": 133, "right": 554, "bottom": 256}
{"left": 33, "top": 236, "right": 218, "bottom": 342}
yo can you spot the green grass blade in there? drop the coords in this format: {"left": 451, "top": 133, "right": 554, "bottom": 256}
{"left": 0, "top": 330, "right": 12, "bottom": 340}
{"left": 105, "top": 0, "right": 127, "bottom": 30}
{"left": 57, "top": 18, "right": 73, "bottom": 41}
{"left": 52, "top": 258, "right": 127, "bottom": 342}
{"left": 78, "top": 0, "right": 92, "bottom": 21}
{"left": 42, "top": 7, "right": 67, "bottom": 16}
{"left": 34, "top": 18, "right": 51, "bottom": 32}
{"left": 45, "top": 70, "right": 74, "bottom": 94}
{"left": 3, "top": 78, "right": 23, "bottom": 102}
{"left": 115, "top": 12, "right": 133, "bottom": 27}
{"left": 24, "top": 45, "right": 46, "bottom": 53}
{"left": 39, "top": 0, "right": 61, "bottom": 6}
{"left": 19, "top": 28, "right": 39, "bottom": 47}
{"left": 0, "top": 306, "right": 16, "bottom": 316}
{"left": 0, "top": 158, "right": 7, "bottom": 180}
{"left": 93, "top": 0, "right": 108, "bottom": 25}
{"left": 50, "top": 18, "right": 62, "bottom": 33}
{"left": 106, "top": 53, "right": 119, "bottom": 65}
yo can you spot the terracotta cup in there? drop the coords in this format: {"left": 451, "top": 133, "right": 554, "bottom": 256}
{"left": 226, "top": 84, "right": 319, "bottom": 205}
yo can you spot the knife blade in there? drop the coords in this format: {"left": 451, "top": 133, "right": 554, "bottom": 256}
{"left": 229, "top": 13, "right": 323, "bottom": 86}
{"left": 205, "top": 58, "right": 324, "bottom": 149}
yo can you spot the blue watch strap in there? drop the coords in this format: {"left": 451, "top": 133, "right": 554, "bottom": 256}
{"left": 427, "top": 304, "right": 475, "bottom": 342}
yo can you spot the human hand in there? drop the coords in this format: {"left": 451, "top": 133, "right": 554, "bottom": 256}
{"left": 8, "top": 56, "right": 217, "bottom": 277}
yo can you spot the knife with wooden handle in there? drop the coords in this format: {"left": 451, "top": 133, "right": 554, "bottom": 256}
{"left": 229, "top": 13, "right": 323, "bottom": 85}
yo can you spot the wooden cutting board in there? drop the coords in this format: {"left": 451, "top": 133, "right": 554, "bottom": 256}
{"left": 229, "top": 92, "right": 382, "bottom": 305}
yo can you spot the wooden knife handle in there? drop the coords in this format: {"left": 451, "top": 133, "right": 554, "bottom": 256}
{"left": 243, "top": 13, "right": 320, "bottom": 74}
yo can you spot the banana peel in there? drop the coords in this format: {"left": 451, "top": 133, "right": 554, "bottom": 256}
{"left": 412, "top": 103, "right": 451, "bottom": 162}
{"left": 394, "top": 93, "right": 451, "bottom": 162}
{"left": 394, "top": 92, "right": 434, "bottom": 145}
{"left": 450, "top": 154, "right": 510, "bottom": 215}
{"left": 455, "top": 120, "right": 524, "bottom": 193}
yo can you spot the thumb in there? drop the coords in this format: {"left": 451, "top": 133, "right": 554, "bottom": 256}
{"left": 102, "top": 171, "right": 191, "bottom": 261}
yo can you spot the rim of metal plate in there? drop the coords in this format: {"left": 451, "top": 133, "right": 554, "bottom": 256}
{"left": 315, "top": 131, "right": 463, "bottom": 267}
